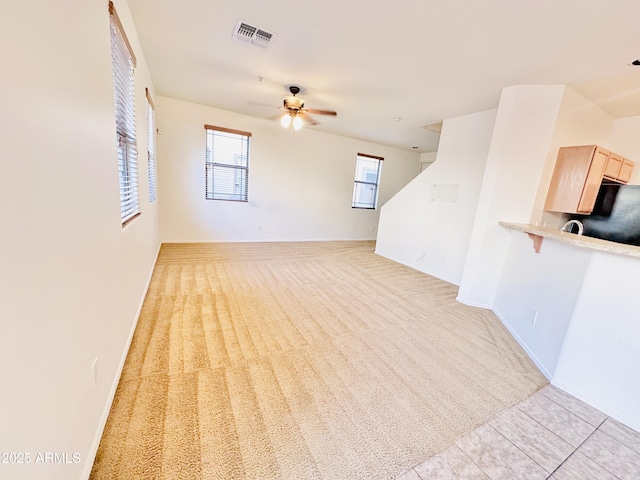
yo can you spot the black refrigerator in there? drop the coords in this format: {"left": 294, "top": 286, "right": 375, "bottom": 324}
{"left": 571, "top": 184, "right": 640, "bottom": 247}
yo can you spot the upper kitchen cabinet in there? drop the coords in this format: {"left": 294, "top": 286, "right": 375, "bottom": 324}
{"left": 603, "top": 153, "right": 634, "bottom": 182}
{"left": 615, "top": 157, "right": 634, "bottom": 183}
{"left": 544, "top": 145, "right": 635, "bottom": 214}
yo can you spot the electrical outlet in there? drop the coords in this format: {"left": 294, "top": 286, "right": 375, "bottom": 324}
{"left": 257, "top": 224, "right": 262, "bottom": 232}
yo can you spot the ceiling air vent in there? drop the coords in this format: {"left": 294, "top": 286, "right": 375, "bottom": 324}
{"left": 233, "top": 20, "right": 276, "bottom": 48}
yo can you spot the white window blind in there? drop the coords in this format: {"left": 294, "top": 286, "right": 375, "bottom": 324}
{"left": 352, "top": 153, "right": 383, "bottom": 209}
{"left": 205, "top": 125, "right": 251, "bottom": 202}
{"left": 109, "top": 2, "right": 140, "bottom": 225}
{"left": 146, "top": 89, "right": 156, "bottom": 203}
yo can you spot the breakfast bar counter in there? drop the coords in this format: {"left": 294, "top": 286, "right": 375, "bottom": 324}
{"left": 499, "top": 221, "right": 640, "bottom": 258}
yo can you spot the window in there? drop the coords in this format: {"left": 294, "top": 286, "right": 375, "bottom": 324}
{"left": 146, "top": 89, "right": 156, "bottom": 203}
{"left": 109, "top": 1, "right": 139, "bottom": 225}
{"left": 205, "top": 125, "right": 251, "bottom": 201}
{"left": 352, "top": 153, "right": 383, "bottom": 209}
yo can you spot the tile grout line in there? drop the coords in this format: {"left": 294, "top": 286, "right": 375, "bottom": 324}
{"left": 513, "top": 401, "right": 580, "bottom": 450}
{"left": 413, "top": 398, "right": 590, "bottom": 480}
{"left": 538, "top": 387, "right": 605, "bottom": 429}
{"left": 544, "top": 417, "right": 619, "bottom": 480}
{"left": 589, "top": 418, "right": 636, "bottom": 480}
{"left": 405, "top": 395, "right": 633, "bottom": 480}
{"left": 457, "top": 443, "right": 491, "bottom": 480}
{"left": 434, "top": 389, "right": 569, "bottom": 479}
{"left": 596, "top": 418, "right": 640, "bottom": 452}
{"left": 484, "top": 423, "right": 553, "bottom": 477}
{"left": 408, "top": 442, "right": 488, "bottom": 480}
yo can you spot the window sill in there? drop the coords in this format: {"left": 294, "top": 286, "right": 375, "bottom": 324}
{"left": 122, "top": 212, "right": 141, "bottom": 227}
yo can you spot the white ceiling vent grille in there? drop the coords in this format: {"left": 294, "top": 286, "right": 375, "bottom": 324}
{"left": 233, "top": 20, "right": 276, "bottom": 48}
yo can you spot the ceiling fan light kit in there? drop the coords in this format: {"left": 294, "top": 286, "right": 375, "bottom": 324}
{"left": 280, "top": 114, "right": 292, "bottom": 128}
{"left": 272, "top": 85, "right": 337, "bottom": 130}
{"left": 280, "top": 112, "right": 304, "bottom": 130}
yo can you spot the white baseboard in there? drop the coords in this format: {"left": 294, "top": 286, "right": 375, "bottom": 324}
{"left": 373, "top": 249, "right": 461, "bottom": 287}
{"left": 492, "top": 308, "right": 553, "bottom": 381}
{"left": 81, "top": 243, "right": 162, "bottom": 480}
{"left": 161, "top": 237, "right": 378, "bottom": 244}
{"left": 491, "top": 310, "right": 640, "bottom": 432}
{"left": 455, "top": 296, "right": 493, "bottom": 309}
{"left": 551, "top": 379, "right": 640, "bottom": 433}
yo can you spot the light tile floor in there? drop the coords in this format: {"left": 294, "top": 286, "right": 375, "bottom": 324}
{"left": 397, "top": 385, "right": 640, "bottom": 480}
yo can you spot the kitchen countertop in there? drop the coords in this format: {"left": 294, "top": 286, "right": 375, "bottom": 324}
{"left": 499, "top": 221, "right": 640, "bottom": 259}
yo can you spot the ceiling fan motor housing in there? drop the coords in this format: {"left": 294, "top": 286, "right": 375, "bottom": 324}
{"left": 283, "top": 96, "right": 304, "bottom": 111}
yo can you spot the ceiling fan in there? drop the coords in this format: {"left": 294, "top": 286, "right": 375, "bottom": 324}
{"left": 254, "top": 85, "right": 337, "bottom": 130}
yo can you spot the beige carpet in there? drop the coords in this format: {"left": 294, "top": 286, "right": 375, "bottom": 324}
{"left": 90, "top": 241, "right": 546, "bottom": 480}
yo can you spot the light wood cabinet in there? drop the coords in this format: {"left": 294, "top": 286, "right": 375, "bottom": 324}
{"left": 618, "top": 158, "right": 634, "bottom": 183}
{"left": 603, "top": 153, "right": 624, "bottom": 180}
{"left": 544, "top": 145, "right": 635, "bottom": 214}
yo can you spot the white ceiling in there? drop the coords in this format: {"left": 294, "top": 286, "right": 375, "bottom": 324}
{"left": 128, "top": 0, "right": 640, "bottom": 153}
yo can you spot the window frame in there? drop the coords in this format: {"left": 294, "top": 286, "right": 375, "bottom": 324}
{"left": 204, "top": 124, "right": 252, "bottom": 202}
{"left": 352, "top": 153, "right": 384, "bottom": 209}
{"left": 146, "top": 88, "right": 157, "bottom": 203}
{"left": 109, "top": 1, "right": 140, "bottom": 226}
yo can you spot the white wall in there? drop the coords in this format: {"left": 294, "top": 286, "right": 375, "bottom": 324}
{"left": 554, "top": 251, "right": 640, "bottom": 431}
{"left": 418, "top": 151, "right": 437, "bottom": 173}
{"left": 488, "top": 90, "right": 638, "bottom": 430}
{"left": 157, "top": 96, "right": 419, "bottom": 242}
{"left": 608, "top": 115, "right": 640, "bottom": 185}
{"left": 374, "top": 109, "right": 496, "bottom": 285}
{"left": 534, "top": 88, "right": 614, "bottom": 228}
{"left": 0, "top": 1, "right": 160, "bottom": 479}
{"left": 493, "top": 232, "right": 640, "bottom": 431}
{"left": 493, "top": 231, "right": 591, "bottom": 378}
{"left": 457, "top": 85, "right": 566, "bottom": 307}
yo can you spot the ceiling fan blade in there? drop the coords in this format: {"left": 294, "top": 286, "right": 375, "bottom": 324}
{"left": 298, "top": 112, "right": 319, "bottom": 126}
{"left": 305, "top": 108, "right": 337, "bottom": 116}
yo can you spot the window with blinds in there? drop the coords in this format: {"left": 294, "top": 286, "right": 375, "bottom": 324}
{"left": 109, "top": 2, "right": 140, "bottom": 225}
{"left": 204, "top": 125, "right": 251, "bottom": 202}
{"left": 146, "top": 89, "right": 156, "bottom": 203}
{"left": 352, "top": 153, "right": 383, "bottom": 209}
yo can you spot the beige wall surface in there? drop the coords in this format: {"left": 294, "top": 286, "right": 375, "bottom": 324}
{"left": 609, "top": 115, "right": 640, "bottom": 185}
{"left": 458, "top": 85, "right": 566, "bottom": 308}
{"left": 375, "top": 109, "right": 497, "bottom": 286}
{"left": 534, "top": 87, "right": 614, "bottom": 228}
{"left": 156, "top": 96, "right": 419, "bottom": 242}
{"left": 0, "top": 1, "right": 160, "bottom": 479}
{"left": 3, "top": 1, "right": 640, "bottom": 477}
